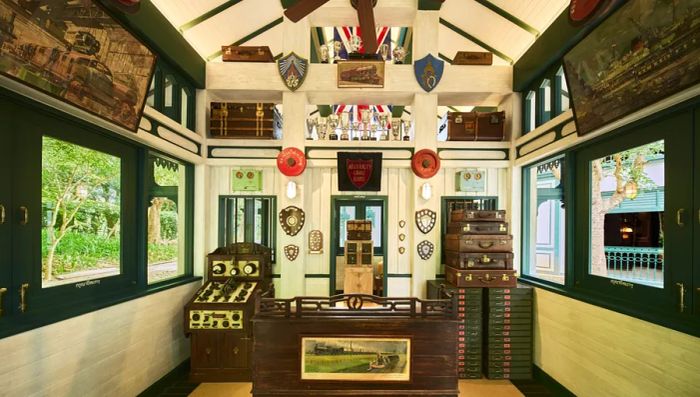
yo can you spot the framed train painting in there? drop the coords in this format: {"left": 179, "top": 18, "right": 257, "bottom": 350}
{"left": 563, "top": 0, "right": 700, "bottom": 136}
{"left": 0, "top": 0, "right": 156, "bottom": 132}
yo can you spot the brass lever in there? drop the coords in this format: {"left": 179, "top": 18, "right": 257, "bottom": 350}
{"left": 19, "top": 206, "right": 28, "bottom": 225}
{"left": 0, "top": 204, "right": 5, "bottom": 224}
{"left": 676, "top": 282, "right": 686, "bottom": 313}
{"left": 0, "top": 287, "right": 6, "bottom": 317}
{"left": 676, "top": 209, "right": 685, "bottom": 227}
{"left": 19, "top": 283, "right": 28, "bottom": 313}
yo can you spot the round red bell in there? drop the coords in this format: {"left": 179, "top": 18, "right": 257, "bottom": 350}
{"left": 569, "top": 0, "right": 603, "bottom": 22}
{"left": 411, "top": 149, "right": 440, "bottom": 179}
{"left": 277, "top": 147, "right": 307, "bottom": 177}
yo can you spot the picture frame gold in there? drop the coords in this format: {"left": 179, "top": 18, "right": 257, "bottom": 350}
{"left": 336, "top": 60, "right": 385, "bottom": 88}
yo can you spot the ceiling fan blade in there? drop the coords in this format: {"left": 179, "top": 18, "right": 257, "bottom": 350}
{"left": 284, "top": 0, "right": 330, "bottom": 22}
{"left": 356, "top": 0, "right": 378, "bottom": 54}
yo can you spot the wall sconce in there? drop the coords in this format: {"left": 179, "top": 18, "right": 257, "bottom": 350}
{"left": 421, "top": 183, "right": 432, "bottom": 200}
{"left": 624, "top": 180, "right": 638, "bottom": 200}
{"left": 286, "top": 180, "right": 297, "bottom": 199}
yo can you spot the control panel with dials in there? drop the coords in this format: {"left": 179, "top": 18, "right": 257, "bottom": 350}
{"left": 210, "top": 260, "right": 260, "bottom": 278}
{"left": 189, "top": 310, "right": 244, "bottom": 330}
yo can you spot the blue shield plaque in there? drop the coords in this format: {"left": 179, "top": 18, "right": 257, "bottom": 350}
{"left": 414, "top": 54, "right": 444, "bottom": 92}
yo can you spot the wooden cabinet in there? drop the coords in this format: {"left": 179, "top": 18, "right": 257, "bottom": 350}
{"left": 344, "top": 266, "right": 373, "bottom": 295}
{"left": 189, "top": 331, "right": 251, "bottom": 382}
{"left": 345, "top": 240, "right": 373, "bottom": 266}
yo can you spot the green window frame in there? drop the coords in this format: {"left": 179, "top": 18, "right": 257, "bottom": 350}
{"left": 218, "top": 196, "right": 277, "bottom": 263}
{"left": 521, "top": 63, "right": 570, "bottom": 135}
{"left": 0, "top": 89, "right": 196, "bottom": 340}
{"left": 147, "top": 61, "right": 196, "bottom": 131}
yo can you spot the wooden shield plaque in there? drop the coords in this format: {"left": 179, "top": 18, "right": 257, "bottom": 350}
{"left": 279, "top": 206, "right": 305, "bottom": 236}
{"left": 308, "top": 230, "right": 323, "bottom": 254}
{"left": 415, "top": 209, "right": 437, "bottom": 234}
{"left": 416, "top": 240, "right": 434, "bottom": 260}
{"left": 284, "top": 244, "right": 300, "bottom": 261}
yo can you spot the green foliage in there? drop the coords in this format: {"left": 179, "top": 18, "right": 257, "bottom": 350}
{"left": 153, "top": 161, "right": 180, "bottom": 187}
{"left": 148, "top": 242, "right": 178, "bottom": 264}
{"left": 42, "top": 229, "right": 120, "bottom": 275}
{"left": 601, "top": 140, "right": 665, "bottom": 191}
{"left": 159, "top": 210, "right": 179, "bottom": 241}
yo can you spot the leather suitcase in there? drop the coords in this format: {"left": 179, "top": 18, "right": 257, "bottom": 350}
{"left": 445, "top": 234, "right": 513, "bottom": 253}
{"left": 453, "top": 51, "right": 493, "bottom": 65}
{"left": 447, "top": 221, "right": 509, "bottom": 235}
{"left": 447, "top": 111, "right": 506, "bottom": 141}
{"left": 209, "top": 102, "right": 281, "bottom": 139}
{"left": 222, "top": 46, "right": 274, "bottom": 62}
{"left": 450, "top": 209, "right": 506, "bottom": 222}
{"left": 445, "top": 267, "right": 517, "bottom": 288}
{"left": 445, "top": 251, "right": 514, "bottom": 270}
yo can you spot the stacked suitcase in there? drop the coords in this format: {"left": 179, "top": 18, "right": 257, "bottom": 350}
{"left": 485, "top": 286, "right": 534, "bottom": 380}
{"left": 444, "top": 209, "right": 516, "bottom": 288}
{"left": 427, "top": 280, "right": 483, "bottom": 379}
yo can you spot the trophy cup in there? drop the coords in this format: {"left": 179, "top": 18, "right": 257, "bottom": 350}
{"left": 306, "top": 117, "right": 317, "bottom": 140}
{"left": 333, "top": 41, "right": 343, "bottom": 61}
{"left": 320, "top": 45, "right": 330, "bottom": 64}
{"left": 349, "top": 34, "right": 362, "bottom": 56}
{"left": 379, "top": 43, "right": 390, "bottom": 61}
{"left": 370, "top": 124, "right": 378, "bottom": 141}
{"left": 340, "top": 112, "right": 350, "bottom": 140}
{"left": 391, "top": 118, "right": 401, "bottom": 141}
{"left": 328, "top": 114, "right": 339, "bottom": 140}
{"left": 378, "top": 113, "right": 389, "bottom": 140}
{"left": 360, "top": 108, "right": 371, "bottom": 141}
{"left": 401, "top": 119, "right": 412, "bottom": 141}
{"left": 351, "top": 121, "right": 360, "bottom": 140}
{"left": 318, "top": 117, "right": 328, "bottom": 140}
{"left": 392, "top": 46, "right": 407, "bottom": 64}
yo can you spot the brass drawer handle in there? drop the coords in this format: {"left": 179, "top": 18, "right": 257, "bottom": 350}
{"left": 676, "top": 283, "right": 686, "bottom": 313}
{"left": 19, "top": 206, "right": 28, "bottom": 225}
{"left": 0, "top": 204, "right": 5, "bottom": 224}
{"left": 0, "top": 287, "right": 6, "bottom": 317}
{"left": 19, "top": 283, "right": 29, "bottom": 313}
{"left": 676, "top": 209, "right": 685, "bottom": 227}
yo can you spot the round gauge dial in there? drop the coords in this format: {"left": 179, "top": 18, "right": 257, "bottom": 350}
{"left": 229, "top": 267, "right": 239, "bottom": 276}
{"left": 243, "top": 263, "right": 257, "bottom": 275}
{"left": 212, "top": 263, "right": 225, "bottom": 275}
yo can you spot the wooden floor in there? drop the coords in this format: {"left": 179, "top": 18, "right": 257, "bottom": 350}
{"left": 189, "top": 379, "right": 525, "bottom": 397}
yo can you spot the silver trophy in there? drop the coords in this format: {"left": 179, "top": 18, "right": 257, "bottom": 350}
{"left": 328, "top": 114, "right": 339, "bottom": 140}
{"left": 351, "top": 121, "right": 360, "bottom": 140}
{"left": 391, "top": 118, "right": 401, "bottom": 141}
{"left": 401, "top": 119, "right": 412, "bottom": 141}
{"left": 350, "top": 35, "right": 362, "bottom": 55}
{"left": 392, "top": 46, "right": 407, "bottom": 64}
{"left": 340, "top": 112, "right": 350, "bottom": 140}
{"left": 370, "top": 124, "right": 378, "bottom": 141}
{"left": 360, "top": 108, "right": 371, "bottom": 141}
{"left": 333, "top": 41, "right": 343, "bottom": 61}
{"left": 320, "top": 45, "right": 330, "bottom": 63}
{"left": 318, "top": 117, "right": 328, "bottom": 140}
{"left": 378, "top": 113, "right": 389, "bottom": 140}
{"left": 306, "top": 117, "right": 317, "bottom": 140}
{"left": 379, "top": 43, "right": 390, "bottom": 61}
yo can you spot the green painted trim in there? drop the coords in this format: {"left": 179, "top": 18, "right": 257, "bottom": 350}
{"left": 473, "top": 0, "right": 539, "bottom": 36}
{"left": 387, "top": 274, "right": 412, "bottom": 278}
{"left": 207, "top": 18, "right": 284, "bottom": 61}
{"left": 274, "top": 52, "right": 283, "bottom": 61}
{"left": 208, "top": 146, "right": 283, "bottom": 159}
{"left": 447, "top": 106, "right": 460, "bottom": 112}
{"left": 418, "top": 0, "right": 445, "bottom": 10}
{"left": 142, "top": 114, "right": 201, "bottom": 155}
{"left": 305, "top": 274, "right": 331, "bottom": 278}
{"left": 438, "top": 53, "right": 454, "bottom": 65}
{"left": 436, "top": 147, "right": 510, "bottom": 161}
{"left": 391, "top": 106, "right": 405, "bottom": 118}
{"left": 317, "top": 105, "right": 333, "bottom": 117}
{"left": 280, "top": 0, "right": 297, "bottom": 8}
{"left": 439, "top": 18, "right": 513, "bottom": 64}
{"left": 137, "top": 359, "right": 192, "bottom": 397}
{"left": 96, "top": 0, "right": 205, "bottom": 88}
{"left": 179, "top": 0, "right": 243, "bottom": 32}
{"left": 305, "top": 146, "right": 415, "bottom": 159}
{"left": 515, "top": 116, "right": 570, "bottom": 159}
{"left": 271, "top": 274, "right": 281, "bottom": 278}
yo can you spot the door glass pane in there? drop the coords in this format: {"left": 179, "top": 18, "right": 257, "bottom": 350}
{"left": 366, "top": 205, "right": 382, "bottom": 249}
{"left": 589, "top": 140, "right": 665, "bottom": 288}
{"left": 164, "top": 75, "right": 174, "bottom": 107}
{"left": 146, "top": 76, "right": 155, "bottom": 108}
{"left": 236, "top": 198, "right": 245, "bottom": 243}
{"left": 339, "top": 206, "right": 356, "bottom": 248}
{"left": 557, "top": 66, "right": 570, "bottom": 112}
{"left": 525, "top": 91, "right": 536, "bottom": 133}
{"left": 524, "top": 156, "right": 566, "bottom": 284}
{"left": 42, "top": 137, "right": 121, "bottom": 288}
{"left": 181, "top": 88, "right": 189, "bottom": 128}
{"left": 148, "top": 157, "right": 187, "bottom": 284}
{"left": 254, "top": 198, "right": 263, "bottom": 244}
{"left": 540, "top": 79, "right": 551, "bottom": 123}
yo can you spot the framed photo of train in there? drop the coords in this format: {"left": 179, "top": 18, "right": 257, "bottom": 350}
{"left": 337, "top": 60, "right": 385, "bottom": 88}
{"left": 300, "top": 336, "right": 411, "bottom": 381}
{"left": 0, "top": 0, "right": 156, "bottom": 132}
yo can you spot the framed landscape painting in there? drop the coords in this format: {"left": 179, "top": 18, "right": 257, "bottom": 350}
{"left": 301, "top": 337, "right": 411, "bottom": 381}
{"left": 563, "top": 0, "right": 700, "bottom": 136}
{"left": 0, "top": 0, "right": 156, "bottom": 131}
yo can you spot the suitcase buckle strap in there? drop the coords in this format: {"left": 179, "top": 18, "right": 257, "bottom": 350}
{"left": 455, "top": 115, "right": 463, "bottom": 123}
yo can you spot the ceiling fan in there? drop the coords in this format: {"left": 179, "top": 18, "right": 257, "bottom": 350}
{"left": 284, "top": 0, "right": 379, "bottom": 54}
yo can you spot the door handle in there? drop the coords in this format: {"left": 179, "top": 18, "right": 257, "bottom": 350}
{"left": 676, "top": 209, "right": 685, "bottom": 227}
{"left": 675, "top": 282, "right": 686, "bottom": 313}
{"left": 19, "top": 283, "right": 28, "bottom": 313}
{"left": 0, "top": 287, "right": 6, "bottom": 317}
{"left": 19, "top": 206, "right": 28, "bottom": 225}
{"left": 0, "top": 204, "right": 5, "bottom": 224}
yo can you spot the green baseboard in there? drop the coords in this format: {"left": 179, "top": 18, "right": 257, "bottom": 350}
{"left": 137, "top": 359, "right": 192, "bottom": 397}
{"left": 533, "top": 365, "right": 576, "bottom": 397}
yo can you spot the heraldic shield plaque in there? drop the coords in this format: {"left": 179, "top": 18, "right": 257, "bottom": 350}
{"left": 279, "top": 206, "right": 306, "bottom": 236}
{"left": 337, "top": 152, "right": 383, "bottom": 191}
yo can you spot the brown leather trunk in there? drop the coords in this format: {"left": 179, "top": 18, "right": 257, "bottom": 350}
{"left": 445, "top": 234, "right": 513, "bottom": 253}
{"left": 209, "top": 102, "right": 281, "bottom": 139}
{"left": 445, "top": 251, "right": 514, "bottom": 270}
{"left": 221, "top": 46, "right": 274, "bottom": 62}
{"left": 447, "top": 221, "right": 509, "bottom": 235}
{"left": 445, "top": 267, "right": 517, "bottom": 288}
{"left": 450, "top": 209, "right": 506, "bottom": 222}
{"left": 447, "top": 111, "right": 506, "bottom": 141}
{"left": 453, "top": 51, "right": 493, "bottom": 65}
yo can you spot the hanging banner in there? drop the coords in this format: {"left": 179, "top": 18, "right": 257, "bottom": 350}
{"left": 337, "top": 152, "right": 383, "bottom": 191}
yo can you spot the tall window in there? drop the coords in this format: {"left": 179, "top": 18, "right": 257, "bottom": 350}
{"left": 522, "top": 156, "right": 566, "bottom": 285}
{"left": 524, "top": 91, "right": 536, "bottom": 134}
{"left": 588, "top": 141, "right": 665, "bottom": 288}
{"left": 41, "top": 137, "right": 122, "bottom": 288}
{"left": 556, "top": 66, "right": 570, "bottom": 114}
{"left": 220, "top": 196, "right": 276, "bottom": 260}
{"left": 147, "top": 154, "right": 191, "bottom": 284}
{"left": 539, "top": 79, "right": 551, "bottom": 124}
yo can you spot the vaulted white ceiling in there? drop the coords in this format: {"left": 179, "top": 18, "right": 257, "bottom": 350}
{"left": 151, "top": 0, "right": 568, "bottom": 64}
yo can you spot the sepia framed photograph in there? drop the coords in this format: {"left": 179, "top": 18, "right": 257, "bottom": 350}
{"left": 337, "top": 60, "right": 385, "bottom": 88}
{"left": 0, "top": 0, "right": 157, "bottom": 132}
{"left": 563, "top": 0, "right": 700, "bottom": 136}
{"left": 301, "top": 336, "right": 411, "bottom": 381}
